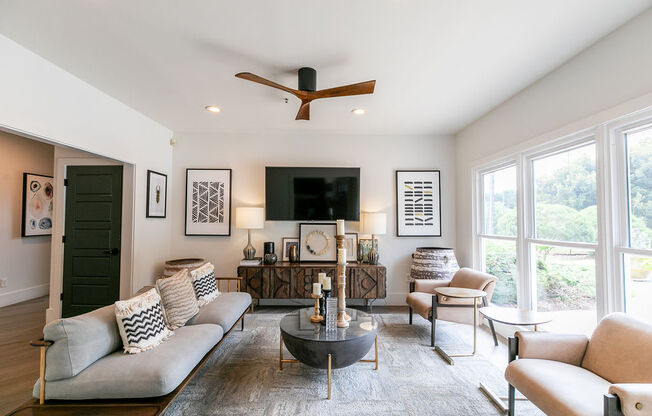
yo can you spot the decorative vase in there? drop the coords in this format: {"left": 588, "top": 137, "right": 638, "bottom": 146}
{"left": 263, "top": 242, "right": 277, "bottom": 265}
{"left": 410, "top": 247, "right": 459, "bottom": 280}
{"left": 288, "top": 245, "right": 299, "bottom": 262}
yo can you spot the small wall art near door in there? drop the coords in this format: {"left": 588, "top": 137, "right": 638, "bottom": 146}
{"left": 146, "top": 170, "right": 167, "bottom": 218}
{"left": 396, "top": 170, "right": 441, "bottom": 237}
{"left": 22, "top": 172, "right": 54, "bottom": 237}
{"left": 185, "top": 169, "right": 232, "bottom": 236}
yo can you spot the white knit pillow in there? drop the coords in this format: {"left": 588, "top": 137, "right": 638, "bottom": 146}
{"left": 114, "top": 288, "right": 173, "bottom": 354}
{"left": 189, "top": 262, "right": 219, "bottom": 306}
{"left": 156, "top": 269, "right": 199, "bottom": 329}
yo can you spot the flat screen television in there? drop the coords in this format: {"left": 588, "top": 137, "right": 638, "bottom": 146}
{"left": 265, "top": 167, "right": 360, "bottom": 221}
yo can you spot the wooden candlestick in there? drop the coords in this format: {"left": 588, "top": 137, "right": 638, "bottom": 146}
{"left": 335, "top": 235, "right": 351, "bottom": 328}
{"left": 311, "top": 293, "right": 323, "bottom": 323}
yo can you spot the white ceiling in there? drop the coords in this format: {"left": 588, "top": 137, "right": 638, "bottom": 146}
{"left": 1, "top": 1, "right": 650, "bottom": 135}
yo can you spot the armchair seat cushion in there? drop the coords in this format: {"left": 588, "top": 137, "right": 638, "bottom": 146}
{"left": 406, "top": 291, "right": 433, "bottom": 320}
{"left": 187, "top": 291, "right": 252, "bottom": 331}
{"left": 505, "top": 358, "right": 610, "bottom": 416}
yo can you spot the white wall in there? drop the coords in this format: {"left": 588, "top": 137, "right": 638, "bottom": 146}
{"left": 171, "top": 132, "right": 455, "bottom": 305}
{"left": 455, "top": 8, "right": 652, "bottom": 266}
{"left": 0, "top": 34, "right": 174, "bottom": 316}
{"left": 0, "top": 131, "right": 53, "bottom": 306}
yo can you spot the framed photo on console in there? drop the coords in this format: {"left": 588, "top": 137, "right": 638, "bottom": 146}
{"left": 344, "top": 233, "right": 358, "bottom": 262}
{"left": 282, "top": 237, "right": 299, "bottom": 261}
{"left": 299, "top": 223, "right": 337, "bottom": 262}
{"left": 146, "top": 170, "right": 167, "bottom": 218}
{"left": 185, "top": 168, "right": 232, "bottom": 236}
{"left": 396, "top": 170, "right": 441, "bottom": 237}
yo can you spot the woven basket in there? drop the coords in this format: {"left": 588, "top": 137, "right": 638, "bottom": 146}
{"left": 163, "top": 258, "right": 206, "bottom": 277}
{"left": 410, "top": 247, "right": 459, "bottom": 280}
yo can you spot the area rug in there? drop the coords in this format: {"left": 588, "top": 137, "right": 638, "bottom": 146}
{"left": 166, "top": 308, "right": 544, "bottom": 416}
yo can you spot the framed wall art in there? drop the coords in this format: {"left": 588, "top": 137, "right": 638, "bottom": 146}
{"left": 299, "top": 223, "right": 337, "bottom": 262}
{"left": 185, "top": 169, "right": 232, "bottom": 236}
{"left": 146, "top": 170, "right": 167, "bottom": 218}
{"left": 22, "top": 173, "right": 54, "bottom": 237}
{"left": 358, "top": 238, "right": 378, "bottom": 263}
{"left": 282, "top": 237, "right": 299, "bottom": 262}
{"left": 396, "top": 170, "right": 441, "bottom": 237}
{"left": 344, "top": 233, "right": 358, "bottom": 262}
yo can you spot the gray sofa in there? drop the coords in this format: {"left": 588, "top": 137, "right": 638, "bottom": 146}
{"left": 33, "top": 291, "right": 252, "bottom": 401}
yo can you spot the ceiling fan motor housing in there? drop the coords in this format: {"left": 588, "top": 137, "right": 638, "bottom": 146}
{"left": 298, "top": 67, "right": 316, "bottom": 91}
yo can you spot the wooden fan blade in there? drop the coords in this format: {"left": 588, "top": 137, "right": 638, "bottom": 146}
{"left": 235, "top": 72, "right": 307, "bottom": 98}
{"left": 310, "top": 80, "right": 376, "bottom": 99}
{"left": 295, "top": 100, "right": 311, "bottom": 120}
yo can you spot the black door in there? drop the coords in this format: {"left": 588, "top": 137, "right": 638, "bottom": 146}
{"left": 62, "top": 165, "right": 123, "bottom": 317}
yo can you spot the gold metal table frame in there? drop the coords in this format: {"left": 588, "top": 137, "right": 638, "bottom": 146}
{"left": 279, "top": 332, "right": 379, "bottom": 400}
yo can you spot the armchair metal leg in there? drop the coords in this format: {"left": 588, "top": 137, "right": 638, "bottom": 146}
{"left": 409, "top": 307, "right": 413, "bottom": 325}
{"left": 508, "top": 383, "right": 515, "bottom": 416}
{"left": 431, "top": 316, "right": 436, "bottom": 347}
{"left": 488, "top": 319, "right": 498, "bottom": 346}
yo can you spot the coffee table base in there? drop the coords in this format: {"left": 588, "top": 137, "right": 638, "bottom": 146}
{"left": 279, "top": 333, "right": 379, "bottom": 400}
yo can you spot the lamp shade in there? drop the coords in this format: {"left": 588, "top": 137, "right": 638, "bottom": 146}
{"left": 235, "top": 207, "right": 265, "bottom": 229}
{"left": 362, "top": 212, "right": 387, "bottom": 235}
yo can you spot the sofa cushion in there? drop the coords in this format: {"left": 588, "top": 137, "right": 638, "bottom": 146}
{"left": 189, "top": 262, "right": 220, "bottom": 306}
{"left": 34, "top": 324, "right": 223, "bottom": 400}
{"left": 156, "top": 269, "right": 199, "bottom": 329}
{"left": 581, "top": 312, "right": 652, "bottom": 383}
{"left": 115, "top": 288, "right": 173, "bottom": 354}
{"left": 505, "top": 358, "right": 610, "bottom": 416}
{"left": 187, "top": 291, "right": 251, "bottom": 331}
{"left": 43, "top": 304, "right": 121, "bottom": 381}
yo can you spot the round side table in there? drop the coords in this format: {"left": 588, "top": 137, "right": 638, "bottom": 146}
{"left": 433, "top": 287, "right": 487, "bottom": 365}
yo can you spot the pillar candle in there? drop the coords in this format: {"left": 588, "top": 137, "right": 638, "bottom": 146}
{"left": 318, "top": 272, "right": 326, "bottom": 285}
{"left": 337, "top": 248, "right": 346, "bottom": 264}
{"left": 313, "top": 282, "right": 321, "bottom": 296}
{"left": 323, "top": 276, "right": 331, "bottom": 290}
{"left": 336, "top": 219, "right": 345, "bottom": 236}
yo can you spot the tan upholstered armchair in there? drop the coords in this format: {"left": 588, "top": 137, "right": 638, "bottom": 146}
{"left": 406, "top": 267, "right": 498, "bottom": 347}
{"left": 505, "top": 313, "right": 652, "bottom": 416}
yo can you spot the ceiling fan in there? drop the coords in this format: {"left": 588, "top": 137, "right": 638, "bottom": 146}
{"left": 235, "top": 67, "right": 375, "bottom": 120}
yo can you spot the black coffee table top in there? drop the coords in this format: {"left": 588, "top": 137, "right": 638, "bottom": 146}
{"left": 280, "top": 307, "right": 377, "bottom": 342}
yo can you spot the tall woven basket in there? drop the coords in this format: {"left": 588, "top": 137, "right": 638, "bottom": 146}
{"left": 410, "top": 247, "right": 459, "bottom": 280}
{"left": 163, "top": 258, "right": 206, "bottom": 277}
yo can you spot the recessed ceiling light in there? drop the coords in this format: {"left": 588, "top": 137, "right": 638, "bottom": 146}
{"left": 352, "top": 108, "right": 365, "bottom": 115}
{"left": 205, "top": 105, "right": 221, "bottom": 113}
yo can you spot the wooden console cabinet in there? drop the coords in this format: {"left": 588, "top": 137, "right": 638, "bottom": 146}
{"left": 237, "top": 262, "right": 386, "bottom": 303}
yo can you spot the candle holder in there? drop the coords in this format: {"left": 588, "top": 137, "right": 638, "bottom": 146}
{"left": 320, "top": 289, "right": 332, "bottom": 325}
{"left": 335, "top": 235, "right": 351, "bottom": 328}
{"left": 311, "top": 293, "right": 323, "bottom": 323}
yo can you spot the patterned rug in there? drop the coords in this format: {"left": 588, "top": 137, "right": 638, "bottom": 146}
{"left": 167, "top": 309, "right": 544, "bottom": 416}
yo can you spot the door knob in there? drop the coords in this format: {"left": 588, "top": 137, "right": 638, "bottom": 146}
{"left": 103, "top": 248, "right": 120, "bottom": 255}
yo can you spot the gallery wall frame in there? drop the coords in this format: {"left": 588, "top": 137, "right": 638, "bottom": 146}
{"left": 395, "top": 170, "right": 442, "bottom": 237}
{"left": 146, "top": 170, "right": 167, "bottom": 218}
{"left": 185, "top": 168, "right": 232, "bottom": 236}
{"left": 22, "top": 172, "right": 54, "bottom": 237}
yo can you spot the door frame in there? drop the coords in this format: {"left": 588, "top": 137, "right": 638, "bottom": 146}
{"left": 47, "top": 156, "right": 135, "bottom": 322}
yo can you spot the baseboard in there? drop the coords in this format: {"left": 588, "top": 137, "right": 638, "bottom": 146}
{"left": 0, "top": 284, "right": 49, "bottom": 307}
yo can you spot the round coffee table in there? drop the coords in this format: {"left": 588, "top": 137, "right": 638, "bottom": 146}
{"left": 279, "top": 307, "right": 378, "bottom": 399}
{"left": 433, "top": 287, "right": 487, "bottom": 365}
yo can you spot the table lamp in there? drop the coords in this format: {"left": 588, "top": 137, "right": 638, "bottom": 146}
{"left": 362, "top": 212, "right": 386, "bottom": 265}
{"left": 235, "top": 207, "right": 265, "bottom": 260}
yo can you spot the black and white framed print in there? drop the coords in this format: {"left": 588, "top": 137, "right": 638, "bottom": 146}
{"left": 299, "top": 223, "right": 337, "bottom": 262}
{"left": 21, "top": 172, "right": 54, "bottom": 237}
{"left": 396, "top": 170, "right": 441, "bottom": 237}
{"left": 344, "top": 233, "right": 358, "bottom": 262}
{"left": 282, "top": 237, "right": 299, "bottom": 262}
{"left": 185, "top": 169, "right": 232, "bottom": 236}
{"left": 146, "top": 170, "right": 167, "bottom": 218}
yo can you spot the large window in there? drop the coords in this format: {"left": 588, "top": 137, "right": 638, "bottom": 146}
{"left": 479, "top": 166, "right": 518, "bottom": 307}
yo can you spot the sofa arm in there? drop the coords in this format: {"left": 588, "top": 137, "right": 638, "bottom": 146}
{"left": 215, "top": 276, "right": 242, "bottom": 292}
{"left": 607, "top": 384, "right": 652, "bottom": 416}
{"left": 413, "top": 279, "right": 451, "bottom": 293}
{"left": 515, "top": 331, "right": 588, "bottom": 366}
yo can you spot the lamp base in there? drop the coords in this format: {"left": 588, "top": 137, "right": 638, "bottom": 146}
{"left": 243, "top": 243, "right": 256, "bottom": 260}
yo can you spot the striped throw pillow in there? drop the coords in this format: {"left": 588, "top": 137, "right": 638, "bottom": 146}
{"left": 156, "top": 269, "right": 199, "bottom": 329}
{"left": 114, "top": 288, "right": 173, "bottom": 354}
{"left": 189, "top": 262, "right": 219, "bottom": 306}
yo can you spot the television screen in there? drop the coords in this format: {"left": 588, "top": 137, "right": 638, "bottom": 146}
{"left": 265, "top": 167, "right": 360, "bottom": 221}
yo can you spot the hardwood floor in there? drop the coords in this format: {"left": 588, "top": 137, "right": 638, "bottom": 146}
{"left": 0, "top": 296, "right": 47, "bottom": 415}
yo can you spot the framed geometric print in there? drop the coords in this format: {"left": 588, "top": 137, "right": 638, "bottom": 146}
{"left": 22, "top": 172, "right": 54, "bottom": 237}
{"left": 396, "top": 170, "right": 441, "bottom": 237}
{"left": 146, "top": 170, "right": 167, "bottom": 218}
{"left": 185, "top": 169, "right": 232, "bottom": 236}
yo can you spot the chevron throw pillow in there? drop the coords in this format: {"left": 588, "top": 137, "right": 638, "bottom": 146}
{"left": 114, "top": 288, "right": 173, "bottom": 354}
{"left": 189, "top": 262, "right": 219, "bottom": 307}
{"left": 156, "top": 269, "right": 199, "bottom": 329}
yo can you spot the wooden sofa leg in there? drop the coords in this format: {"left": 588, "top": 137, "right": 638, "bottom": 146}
{"left": 409, "top": 307, "right": 413, "bottom": 325}
{"left": 241, "top": 315, "right": 245, "bottom": 331}
{"left": 508, "top": 383, "right": 515, "bottom": 416}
